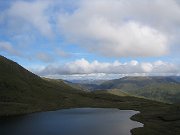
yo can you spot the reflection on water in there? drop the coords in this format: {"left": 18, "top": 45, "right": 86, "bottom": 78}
{"left": 0, "top": 108, "right": 143, "bottom": 135}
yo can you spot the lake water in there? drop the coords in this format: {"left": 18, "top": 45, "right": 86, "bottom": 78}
{"left": 0, "top": 108, "right": 143, "bottom": 135}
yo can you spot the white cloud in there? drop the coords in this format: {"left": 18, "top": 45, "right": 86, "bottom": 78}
{"left": 0, "top": 41, "right": 20, "bottom": 56}
{"left": 3, "top": 0, "right": 53, "bottom": 37}
{"left": 58, "top": 0, "right": 180, "bottom": 57}
{"left": 45, "top": 73, "right": 124, "bottom": 80}
{"left": 34, "top": 59, "right": 179, "bottom": 78}
{"left": 141, "top": 63, "right": 153, "bottom": 73}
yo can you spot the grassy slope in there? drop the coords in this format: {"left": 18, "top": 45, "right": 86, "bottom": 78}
{"left": 98, "top": 76, "right": 180, "bottom": 103}
{"left": 0, "top": 55, "right": 87, "bottom": 116}
{"left": 0, "top": 55, "right": 180, "bottom": 135}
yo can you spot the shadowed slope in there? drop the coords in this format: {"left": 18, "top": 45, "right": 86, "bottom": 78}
{"left": 0, "top": 55, "right": 84, "bottom": 116}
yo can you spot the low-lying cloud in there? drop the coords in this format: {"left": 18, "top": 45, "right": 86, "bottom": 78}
{"left": 34, "top": 59, "right": 179, "bottom": 78}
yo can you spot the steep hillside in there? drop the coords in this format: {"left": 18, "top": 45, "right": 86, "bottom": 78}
{"left": 98, "top": 76, "right": 180, "bottom": 103}
{"left": 0, "top": 55, "right": 86, "bottom": 116}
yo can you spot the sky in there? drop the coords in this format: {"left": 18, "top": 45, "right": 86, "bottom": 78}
{"left": 0, "top": 0, "right": 180, "bottom": 80}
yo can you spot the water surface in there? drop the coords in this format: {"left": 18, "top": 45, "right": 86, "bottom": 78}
{"left": 0, "top": 108, "right": 143, "bottom": 135}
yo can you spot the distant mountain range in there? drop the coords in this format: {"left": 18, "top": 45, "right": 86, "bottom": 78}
{"left": 84, "top": 76, "right": 180, "bottom": 103}
{"left": 68, "top": 79, "right": 107, "bottom": 84}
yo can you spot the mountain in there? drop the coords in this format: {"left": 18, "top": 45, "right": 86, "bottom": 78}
{"left": 61, "top": 80, "right": 90, "bottom": 91}
{"left": 169, "top": 76, "right": 180, "bottom": 83}
{"left": 0, "top": 55, "right": 89, "bottom": 116}
{"left": 69, "top": 79, "right": 106, "bottom": 84}
{"left": 97, "top": 76, "right": 180, "bottom": 103}
{"left": 65, "top": 80, "right": 106, "bottom": 91}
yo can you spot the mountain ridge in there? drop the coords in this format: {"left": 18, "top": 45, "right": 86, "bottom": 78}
{"left": 96, "top": 76, "right": 180, "bottom": 103}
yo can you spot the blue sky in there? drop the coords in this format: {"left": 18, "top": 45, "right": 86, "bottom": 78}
{"left": 0, "top": 0, "right": 180, "bottom": 80}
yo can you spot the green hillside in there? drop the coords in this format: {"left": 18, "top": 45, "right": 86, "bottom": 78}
{"left": 0, "top": 55, "right": 89, "bottom": 116}
{"left": 98, "top": 76, "right": 180, "bottom": 103}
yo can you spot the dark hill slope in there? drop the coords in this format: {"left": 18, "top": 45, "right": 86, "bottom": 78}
{"left": 0, "top": 55, "right": 86, "bottom": 116}
{"left": 98, "top": 76, "right": 180, "bottom": 103}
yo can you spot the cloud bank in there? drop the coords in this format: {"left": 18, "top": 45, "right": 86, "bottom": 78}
{"left": 34, "top": 59, "right": 179, "bottom": 79}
